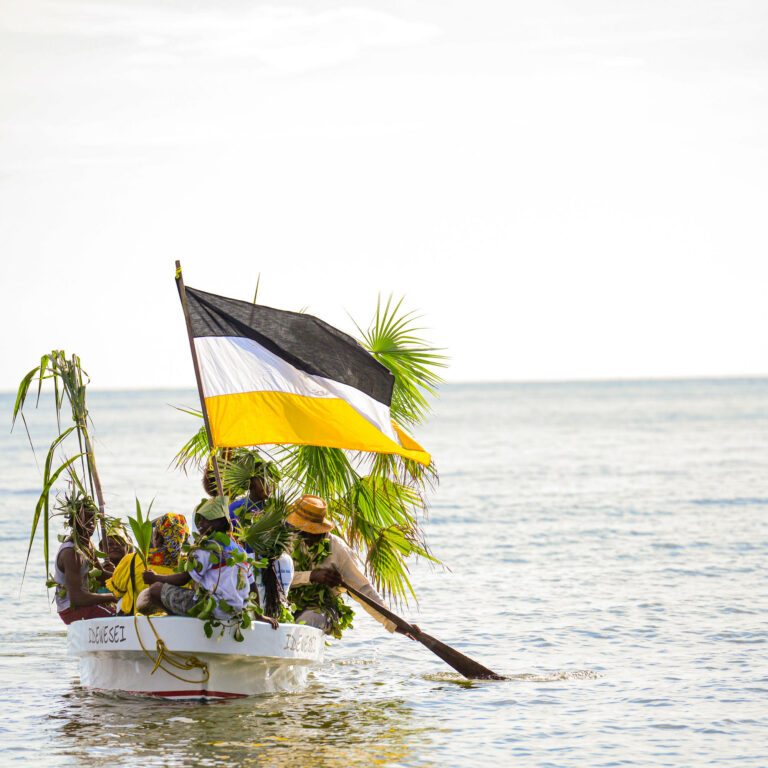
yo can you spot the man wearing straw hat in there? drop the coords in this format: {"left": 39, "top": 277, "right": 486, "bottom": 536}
{"left": 287, "top": 495, "right": 417, "bottom": 637}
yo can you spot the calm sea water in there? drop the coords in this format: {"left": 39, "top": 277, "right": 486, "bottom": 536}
{"left": 0, "top": 380, "right": 767, "bottom": 767}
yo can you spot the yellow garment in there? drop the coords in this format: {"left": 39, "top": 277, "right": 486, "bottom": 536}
{"left": 106, "top": 553, "right": 175, "bottom": 614}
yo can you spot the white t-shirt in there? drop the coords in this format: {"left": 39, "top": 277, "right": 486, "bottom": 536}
{"left": 189, "top": 540, "right": 251, "bottom": 621}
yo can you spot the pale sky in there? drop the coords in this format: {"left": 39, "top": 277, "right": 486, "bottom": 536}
{"left": 1, "top": 0, "right": 766, "bottom": 390}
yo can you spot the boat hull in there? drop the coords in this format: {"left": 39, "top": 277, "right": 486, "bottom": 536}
{"left": 67, "top": 615, "right": 324, "bottom": 700}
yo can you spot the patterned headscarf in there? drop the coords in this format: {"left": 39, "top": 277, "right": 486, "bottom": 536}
{"left": 148, "top": 513, "right": 189, "bottom": 568}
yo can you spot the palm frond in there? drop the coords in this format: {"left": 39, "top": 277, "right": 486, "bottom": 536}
{"left": 11, "top": 367, "right": 39, "bottom": 431}
{"left": 359, "top": 451, "right": 439, "bottom": 499}
{"left": 242, "top": 494, "right": 292, "bottom": 559}
{"left": 128, "top": 498, "right": 154, "bottom": 568}
{"left": 332, "top": 475, "right": 438, "bottom": 603}
{"left": 365, "top": 526, "right": 422, "bottom": 603}
{"left": 220, "top": 456, "right": 254, "bottom": 497}
{"left": 14, "top": 350, "right": 108, "bottom": 583}
{"left": 353, "top": 294, "right": 448, "bottom": 426}
{"left": 171, "top": 405, "right": 204, "bottom": 419}
{"left": 277, "top": 445, "right": 359, "bottom": 502}
{"left": 171, "top": 423, "right": 210, "bottom": 473}
{"left": 25, "top": 440, "right": 83, "bottom": 581}
{"left": 220, "top": 448, "right": 280, "bottom": 497}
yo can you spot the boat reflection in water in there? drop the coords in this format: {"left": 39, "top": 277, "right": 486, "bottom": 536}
{"left": 50, "top": 678, "right": 429, "bottom": 768}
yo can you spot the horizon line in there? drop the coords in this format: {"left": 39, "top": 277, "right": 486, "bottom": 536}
{"left": 0, "top": 372, "right": 766, "bottom": 395}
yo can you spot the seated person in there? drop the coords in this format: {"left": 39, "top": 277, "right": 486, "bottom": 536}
{"left": 100, "top": 530, "right": 133, "bottom": 571}
{"left": 229, "top": 462, "right": 272, "bottom": 528}
{"left": 137, "top": 497, "right": 278, "bottom": 630}
{"left": 96, "top": 530, "right": 133, "bottom": 594}
{"left": 288, "top": 495, "right": 419, "bottom": 638}
{"left": 201, "top": 462, "right": 219, "bottom": 498}
{"left": 146, "top": 512, "right": 189, "bottom": 569}
{"left": 226, "top": 455, "right": 275, "bottom": 558}
{"left": 54, "top": 500, "right": 117, "bottom": 624}
{"left": 107, "top": 513, "right": 189, "bottom": 615}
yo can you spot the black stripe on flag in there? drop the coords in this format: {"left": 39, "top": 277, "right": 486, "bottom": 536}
{"left": 185, "top": 287, "right": 394, "bottom": 406}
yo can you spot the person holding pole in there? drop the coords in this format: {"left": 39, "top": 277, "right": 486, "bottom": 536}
{"left": 287, "top": 495, "right": 420, "bottom": 638}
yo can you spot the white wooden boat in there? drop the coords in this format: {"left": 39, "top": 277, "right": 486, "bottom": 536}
{"left": 67, "top": 615, "right": 324, "bottom": 700}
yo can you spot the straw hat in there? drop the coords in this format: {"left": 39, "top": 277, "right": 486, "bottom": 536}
{"left": 286, "top": 495, "right": 334, "bottom": 534}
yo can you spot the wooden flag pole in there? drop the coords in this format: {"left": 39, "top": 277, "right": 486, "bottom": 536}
{"left": 174, "top": 260, "right": 225, "bottom": 498}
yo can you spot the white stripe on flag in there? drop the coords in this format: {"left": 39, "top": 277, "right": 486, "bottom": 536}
{"left": 194, "top": 336, "right": 399, "bottom": 443}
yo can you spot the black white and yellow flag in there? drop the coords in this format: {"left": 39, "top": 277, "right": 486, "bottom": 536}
{"left": 184, "top": 287, "right": 430, "bottom": 465}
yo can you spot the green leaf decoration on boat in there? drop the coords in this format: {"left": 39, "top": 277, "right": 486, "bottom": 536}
{"left": 13, "top": 350, "right": 113, "bottom": 584}
{"left": 127, "top": 497, "right": 154, "bottom": 569}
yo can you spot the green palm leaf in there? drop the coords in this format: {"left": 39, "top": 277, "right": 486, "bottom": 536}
{"left": 24, "top": 427, "right": 82, "bottom": 581}
{"left": 128, "top": 498, "right": 154, "bottom": 568}
{"left": 11, "top": 367, "right": 39, "bottom": 431}
{"left": 242, "top": 495, "right": 292, "bottom": 559}
{"left": 220, "top": 448, "right": 280, "bottom": 497}
{"left": 14, "top": 350, "right": 108, "bottom": 582}
{"left": 354, "top": 295, "right": 448, "bottom": 426}
{"left": 277, "top": 445, "right": 359, "bottom": 502}
{"left": 332, "top": 475, "right": 438, "bottom": 602}
{"left": 170, "top": 411, "right": 209, "bottom": 473}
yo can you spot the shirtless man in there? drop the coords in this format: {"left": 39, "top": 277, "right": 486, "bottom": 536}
{"left": 53, "top": 502, "right": 117, "bottom": 624}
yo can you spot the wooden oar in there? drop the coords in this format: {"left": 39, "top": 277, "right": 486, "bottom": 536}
{"left": 341, "top": 581, "right": 506, "bottom": 681}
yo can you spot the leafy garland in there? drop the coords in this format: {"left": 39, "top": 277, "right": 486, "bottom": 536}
{"left": 291, "top": 537, "right": 354, "bottom": 639}
{"left": 179, "top": 531, "right": 261, "bottom": 642}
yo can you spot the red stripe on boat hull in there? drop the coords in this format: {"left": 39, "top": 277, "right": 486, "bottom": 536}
{"left": 89, "top": 686, "right": 246, "bottom": 699}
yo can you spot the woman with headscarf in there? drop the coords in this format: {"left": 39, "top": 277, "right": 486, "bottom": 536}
{"left": 107, "top": 513, "right": 190, "bottom": 614}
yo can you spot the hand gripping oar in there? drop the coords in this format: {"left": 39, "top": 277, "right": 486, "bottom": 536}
{"left": 341, "top": 581, "right": 506, "bottom": 681}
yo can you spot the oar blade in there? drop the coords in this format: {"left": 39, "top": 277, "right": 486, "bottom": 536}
{"left": 416, "top": 632, "right": 507, "bottom": 681}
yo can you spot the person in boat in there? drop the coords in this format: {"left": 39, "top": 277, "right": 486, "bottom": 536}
{"left": 100, "top": 528, "right": 133, "bottom": 571}
{"left": 201, "top": 461, "right": 219, "bottom": 498}
{"left": 223, "top": 453, "right": 295, "bottom": 619}
{"left": 95, "top": 528, "right": 133, "bottom": 595}
{"left": 200, "top": 457, "right": 292, "bottom": 620}
{"left": 201, "top": 452, "right": 270, "bottom": 536}
{"left": 106, "top": 513, "right": 189, "bottom": 615}
{"left": 138, "top": 497, "right": 279, "bottom": 629}
{"left": 54, "top": 500, "right": 117, "bottom": 624}
{"left": 228, "top": 457, "right": 272, "bottom": 525}
{"left": 288, "top": 495, "right": 419, "bottom": 638}
{"left": 245, "top": 511, "right": 294, "bottom": 622}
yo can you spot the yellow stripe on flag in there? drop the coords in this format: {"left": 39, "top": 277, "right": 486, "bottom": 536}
{"left": 206, "top": 391, "right": 431, "bottom": 465}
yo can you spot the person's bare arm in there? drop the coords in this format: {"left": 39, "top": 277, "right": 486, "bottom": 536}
{"left": 60, "top": 548, "right": 116, "bottom": 608}
{"left": 254, "top": 613, "right": 279, "bottom": 630}
{"left": 142, "top": 569, "right": 191, "bottom": 587}
{"left": 95, "top": 566, "right": 114, "bottom": 584}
